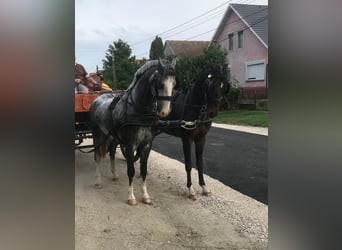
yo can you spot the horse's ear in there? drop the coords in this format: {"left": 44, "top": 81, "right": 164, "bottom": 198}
{"left": 158, "top": 57, "right": 165, "bottom": 67}
{"left": 171, "top": 57, "right": 177, "bottom": 68}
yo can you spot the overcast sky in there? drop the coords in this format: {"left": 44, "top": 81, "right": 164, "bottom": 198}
{"left": 76, "top": 0, "right": 268, "bottom": 72}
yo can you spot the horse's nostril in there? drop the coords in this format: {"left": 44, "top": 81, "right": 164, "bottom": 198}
{"left": 159, "top": 110, "right": 170, "bottom": 118}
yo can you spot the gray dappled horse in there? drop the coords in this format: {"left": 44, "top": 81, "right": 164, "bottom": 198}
{"left": 160, "top": 64, "right": 230, "bottom": 200}
{"left": 90, "top": 58, "right": 176, "bottom": 205}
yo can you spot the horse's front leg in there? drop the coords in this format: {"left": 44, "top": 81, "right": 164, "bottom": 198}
{"left": 195, "top": 136, "right": 211, "bottom": 196}
{"left": 182, "top": 137, "right": 196, "bottom": 200}
{"left": 139, "top": 143, "right": 152, "bottom": 204}
{"left": 94, "top": 149, "right": 103, "bottom": 189}
{"left": 125, "top": 146, "right": 138, "bottom": 206}
{"left": 109, "top": 141, "right": 119, "bottom": 181}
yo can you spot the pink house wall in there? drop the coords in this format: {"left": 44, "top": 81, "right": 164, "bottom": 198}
{"left": 216, "top": 10, "right": 268, "bottom": 89}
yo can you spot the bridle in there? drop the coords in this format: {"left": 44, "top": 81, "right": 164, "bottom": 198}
{"left": 150, "top": 66, "right": 175, "bottom": 102}
{"left": 203, "top": 74, "right": 227, "bottom": 104}
{"left": 197, "top": 73, "right": 227, "bottom": 120}
{"left": 125, "top": 64, "right": 175, "bottom": 119}
{"left": 146, "top": 64, "right": 175, "bottom": 116}
{"left": 156, "top": 67, "right": 229, "bottom": 131}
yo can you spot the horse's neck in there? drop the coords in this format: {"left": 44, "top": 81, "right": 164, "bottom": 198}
{"left": 188, "top": 81, "right": 204, "bottom": 106}
{"left": 170, "top": 83, "right": 202, "bottom": 120}
{"left": 130, "top": 79, "right": 152, "bottom": 107}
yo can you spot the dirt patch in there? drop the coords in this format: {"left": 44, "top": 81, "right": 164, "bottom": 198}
{"left": 75, "top": 149, "right": 268, "bottom": 249}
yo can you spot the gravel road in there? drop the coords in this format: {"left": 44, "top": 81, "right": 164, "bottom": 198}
{"left": 75, "top": 148, "right": 268, "bottom": 249}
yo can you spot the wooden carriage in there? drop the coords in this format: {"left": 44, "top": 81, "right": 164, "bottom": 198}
{"left": 75, "top": 90, "right": 123, "bottom": 150}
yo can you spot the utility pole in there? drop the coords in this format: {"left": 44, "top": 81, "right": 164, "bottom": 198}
{"left": 112, "top": 50, "right": 117, "bottom": 89}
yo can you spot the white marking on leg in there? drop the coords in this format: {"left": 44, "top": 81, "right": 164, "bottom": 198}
{"left": 95, "top": 163, "right": 102, "bottom": 187}
{"left": 202, "top": 185, "right": 211, "bottom": 195}
{"left": 189, "top": 185, "right": 196, "bottom": 196}
{"left": 188, "top": 185, "right": 197, "bottom": 200}
{"left": 128, "top": 185, "right": 136, "bottom": 201}
{"left": 141, "top": 180, "right": 150, "bottom": 199}
{"left": 141, "top": 180, "right": 152, "bottom": 204}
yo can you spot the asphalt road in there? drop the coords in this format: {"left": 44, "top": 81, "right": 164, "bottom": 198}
{"left": 152, "top": 127, "right": 268, "bottom": 204}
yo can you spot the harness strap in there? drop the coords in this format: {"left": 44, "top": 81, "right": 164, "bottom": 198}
{"left": 156, "top": 118, "right": 212, "bottom": 130}
{"left": 156, "top": 96, "right": 172, "bottom": 101}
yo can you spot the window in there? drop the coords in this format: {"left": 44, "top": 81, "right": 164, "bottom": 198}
{"left": 246, "top": 60, "right": 265, "bottom": 81}
{"left": 228, "top": 33, "right": 234, "bottom": 50}
{"left": 237, "top": 31, "right": 243, "bottom": 48}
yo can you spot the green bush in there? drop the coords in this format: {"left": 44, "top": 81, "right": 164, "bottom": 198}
{"left": 227, "top": 86, "right": 241, "bottom": 110}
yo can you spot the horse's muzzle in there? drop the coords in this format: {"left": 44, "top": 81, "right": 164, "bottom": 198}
{"left": 158, "top": 110, "right": 170, "bottom": 118}
{"left": 207, "top": 102, "right": 219, "bottom": 118}
{"left": 156, "top": 95, "right": 173, "bottom": 101}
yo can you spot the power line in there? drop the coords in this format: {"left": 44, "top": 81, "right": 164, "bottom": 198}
{"left": 134, "top": 15, "right": 267, "bottom": 58}
{"left": 161, "top": 9, "right": 226, "bottom": 40}
{"left": 134, "top": 5, "right": 267, "bottom": 57}
{"left": 216, "top": 15, "right": 267, "bottom": 44}
{"left": 76, "top": 5, "right": 226, "bottom": 54}
{"left": 132, "top": 0, "right": 264, "bottom": 57}
{"left": 158, "top": 0, "right": 258, "bottom": 38}
{"left": 78, "top": 0, "right": 267, "bottom": 59}
{"left": 130, "top": 8, "right": 226, "bottom": 53}
{"left": 130, "top": 0, "right": 233, "bottom": 47}
{"left": 127, "top": 9, "right": 225, "bottom": 53}
{"left": 185, "top": 6, "right": 268, "bottom": 40}
{"left": 185, "top": 28, "right": 218, "bottom": 41}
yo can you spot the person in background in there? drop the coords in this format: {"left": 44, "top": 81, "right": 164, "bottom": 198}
{"left": 97, "top": 74, "right": 112, "bottom": 91}
{"left": 74, "top": 61, "right": 89, "bottom": 93}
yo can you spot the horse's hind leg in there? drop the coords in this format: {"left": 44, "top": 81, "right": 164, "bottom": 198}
{"left": 93, "top": 132, "right": 107, "bottom": 189}
{"left": 195, "top": 136, "right": 211, "bottom": 196}
{"left": 109, "top": 141, "right": 119, "bottom": 181}
{"left": 94, "top": 148, "right": 103, "bottom": 189}
{"left": 125, "top": 146, "right": 138, "bottom": 206}
{"left": 182, "top": 137, "right": 197, "bottom": 200}
{"left": 139, "top": 144, "right": 152, "bottom": 204}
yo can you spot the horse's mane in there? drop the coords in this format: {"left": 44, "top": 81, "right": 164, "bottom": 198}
{"left": 181, "top": 67, "right": 212, "bottom": 95}
{"left": 126, "top": 60, "right": 159, "bottom": 91}
{"left": 177, "top": 64, "right": 228, "bottom": 101}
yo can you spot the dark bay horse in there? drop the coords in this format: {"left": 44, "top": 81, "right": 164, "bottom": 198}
{"left": 160, "top": 64, "right": 229, "bottom": 200}
{"left": 90, "top": 58, "right": 177, "bottom": 205}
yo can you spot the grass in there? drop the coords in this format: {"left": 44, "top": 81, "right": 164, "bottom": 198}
{"left": 213, "top": 110, "right": 268, "bottom": 127}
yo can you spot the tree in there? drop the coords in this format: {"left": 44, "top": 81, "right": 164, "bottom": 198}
{"left": 149, "top": 36, "right": 164, "bottom": 60}
{"left": 102, "top": 39, "right": 141, "bottom": 90}
{"left": 175, "top": 43, "right": 228, "bottom": 89}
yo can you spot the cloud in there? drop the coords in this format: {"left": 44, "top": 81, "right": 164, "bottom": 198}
{"left": 76, "top": 0, "right": 269, "bottom": 71}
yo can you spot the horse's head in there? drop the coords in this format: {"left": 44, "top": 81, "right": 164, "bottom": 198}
{"left": 153, "top": 58, "right": 177, "bottom": 118}
{"left": 203, "top": 65, "right": 230, "bottom": 118}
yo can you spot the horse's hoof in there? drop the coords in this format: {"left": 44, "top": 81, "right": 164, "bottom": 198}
{"left": 94, "top": 183, "right": 103, "bottom": 189}
{"left": 142, "top": 197, "right": 152, "bottom": 204}
{"left": 189, "top": 194, "right": 197, "bottom": 200}
{"left": 112, "top": 177, "right": 119, "bottom": 181}
{"left": 127, "top": 199, "right": 138, "bottom": 206}
{"left": 202, "top": 191, "right": 212, "bottom": 197}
